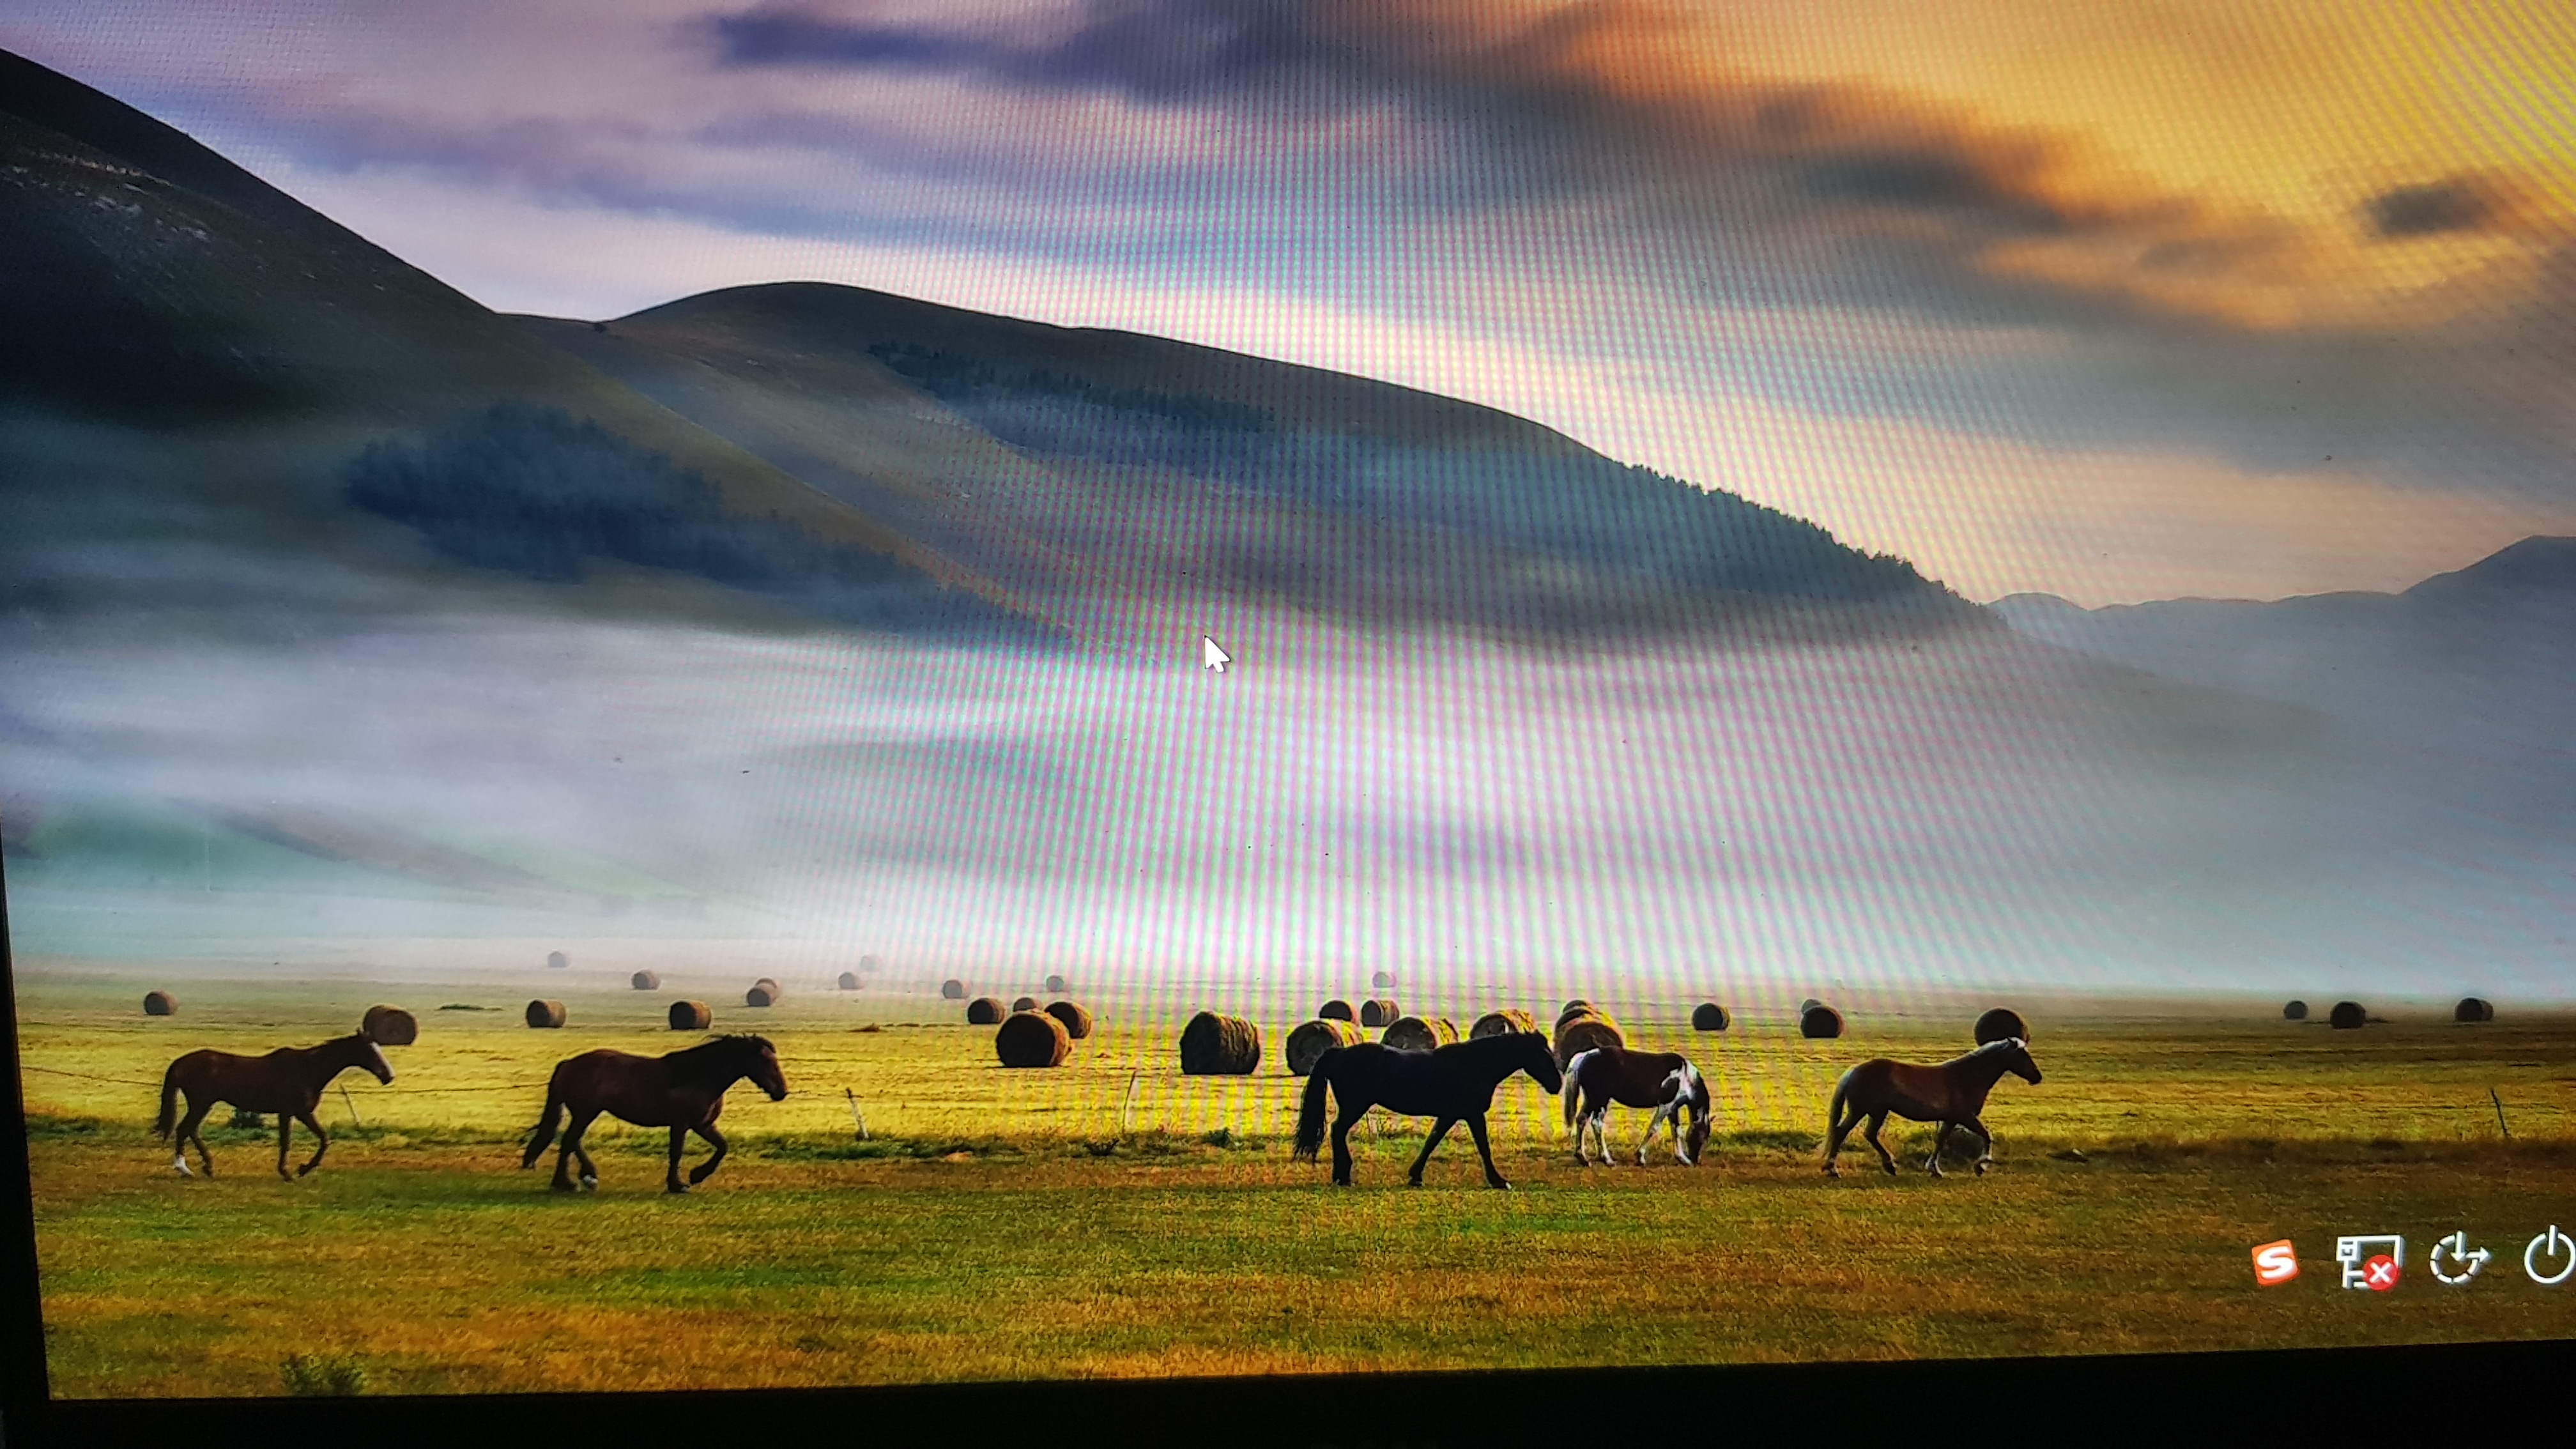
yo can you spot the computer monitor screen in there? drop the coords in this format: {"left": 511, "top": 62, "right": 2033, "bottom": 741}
{"left": 4, "top": 0, "right": 2573, "bottom": 1409}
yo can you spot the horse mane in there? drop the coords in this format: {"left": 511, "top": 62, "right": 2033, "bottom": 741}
{"left": 668, "top": 1034, "right": 773, "bottom": 1085}
{"left": 1450, "top": 1031, "right": 1550, "bottom": 1061}
{"left": 1947, "top": 1038, "right": 2025, "bottom": 1068}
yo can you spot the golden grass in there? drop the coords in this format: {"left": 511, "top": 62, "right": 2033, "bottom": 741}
{"left": 20, "top": 972, "right": 2576, "bottom": 1397}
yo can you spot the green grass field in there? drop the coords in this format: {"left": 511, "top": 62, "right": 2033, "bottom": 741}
{"left": 18, "top": 969, "right": 2576, "bottom": 1397}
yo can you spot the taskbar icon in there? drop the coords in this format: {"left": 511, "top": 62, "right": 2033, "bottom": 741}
{"left": 2251, "top": 1239, "right": 2299, "bottom": 1287}
{"left": 2336, "top": 1235, "right": 2403, "bottom": 1291}
{"left": 2429, "top": 1231, "right": 2490, "bottom": 1285}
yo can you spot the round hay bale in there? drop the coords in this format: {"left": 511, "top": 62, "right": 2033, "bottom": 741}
{"left": 1043, "top": 1000, "right": 1094, "bottom": 1039}
{"left": 360, "top": 1005, "right": 418, "bottom": 1046}
{"left": 141, "top": 990, "right": 177, "bottom": 1017}
{"left": 1371, "top": 970, "right": 1395, "bottom": 990}
{"left": 546, "top": 951, "right": 569, "bottom": 970}
{"left": 1319, "top": 999, "right": 1356, "bottom": 1022}
{"left": 1972, "top": 1008, "right": 2027, "bottom": 1045}
{"left": 1043, "top": 973, "right": 1068, "bottom": 994}
{"left": 1179, "top": 1011, "right": 1262, "bottom": 1075}
{"left": 1381, "top": 1015, "right": 1461, "bottom": 1052}
{"left": 1471, "top": 1008, "right": 1538, "bottom": 1039}
{"left": 1552, "top": 1013, "right": 1625, "bottom": 1068}
{"left": 2329, "top": 1000, "right": 2366, "bottom": 1030}
{"left": 1285, "top": 1017, "right": 1367, "bottom": 1075}
{"left": 1799, "top": 1004, "right": 1844, "bottom": 1039}
{"left": 1358, "top": 998, "right": 1400, "bottom": 1029}
{"left": 1690, "top": 1002, "right": 1730, "bottom": 1032}
{"left": 525, "top": 999, "right": 566, "bottom": 1029}
{"left": 2455, "top": 997, "right": 2495, "bottom": 1023}
{"left": 631, "top": 970, "right": 662, "bottom": 991}
{"left": 859, "top": 955, "right": 878, "bottom": 974}
{"left": 1556, "top": 999, "right": 1592, "bottom": 1026}
{"left": 1012, "top": 995, "right": 1038, "bottom": 1013}
{"left": 940, "top": 979, "right": 967, "bottom": 1000}
{"left": 1563, "top": 1006, "right": 1621, "bottom": 1037}
{"left": 966, "top": 996, "right": 1006, "bottom": 1025}
{"left": 668, "top": 1000, "right": 711, "bottom": 1031}
{"left": 746, "top": 977, "right": 783, "bottom": 1008}
{"left": 2283, "top": 1000, "right": 2309, "bottom": 1021}
{"left": 1798, "top": 997, "right": 1823, "bottom": 1017}
{"left": 995, "top": 1010, "right": 1072, "bottom": 1068}
{"left": 837, "top": 970, "right": 861, "bottom": 991}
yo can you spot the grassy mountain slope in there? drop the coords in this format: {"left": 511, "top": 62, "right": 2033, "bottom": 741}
{"left": 529, "top": 282, "right": 1980, "bottom": 643}
{"left": 0, "top": 49, "right": 1027, "bottom": 627}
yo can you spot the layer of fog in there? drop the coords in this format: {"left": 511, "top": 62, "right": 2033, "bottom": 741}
{"left": 8, "top": 585, "right": 2572, "bottom": 1004}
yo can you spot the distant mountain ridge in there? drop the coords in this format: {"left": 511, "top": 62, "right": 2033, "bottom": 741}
{"left": 1989, "top": 535, "right": 2576, "bottom": 770}
{"left": 2406, "top": 535, "right": 2576, "bottom": 602}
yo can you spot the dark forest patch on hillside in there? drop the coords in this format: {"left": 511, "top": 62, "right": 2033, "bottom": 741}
{"left": 342, "top": 405, "right": 1046, "bottom": 641}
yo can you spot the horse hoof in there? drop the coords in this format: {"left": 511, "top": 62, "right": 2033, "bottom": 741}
{"left": 666, "top": 1183, "right": 689, "bottom": 1195}
{"left": 581, "top": 1177, "right": 599, "bottom": 1193}
{"left": 551, "top": 1180, "right": 578, "bottom": 1193}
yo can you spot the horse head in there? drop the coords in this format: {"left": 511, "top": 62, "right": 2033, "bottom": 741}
{"left": 744, "top": 1037, "right": 790, "bottom": 1101}
{"left": 2002, "top": 1038, "right": 2041, "bottom": 1085}
{"left": 1682, "top": 1068, "right": 1713, "bottom": 1163}
{"left": 352, "top": 1034, "right": 395, "bottom": 1085}
{"left": 1519, "top": 1033, "right": 1563, "bottom": 1094}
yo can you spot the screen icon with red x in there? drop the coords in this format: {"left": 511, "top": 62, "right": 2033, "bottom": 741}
{"left": 2336, "top": 1235, "right": 2405, "bottom": 1291}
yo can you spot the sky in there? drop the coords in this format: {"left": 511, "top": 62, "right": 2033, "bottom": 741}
{"left": 6, "top": 0, "right": 2573, "bottom": 604}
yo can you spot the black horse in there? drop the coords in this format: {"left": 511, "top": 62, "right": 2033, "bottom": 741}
{"left": 1294, "top": 1032, "right": 1562, "bottom": 1188}
{"left": 521, "top": 1035, "right": 788, "bottom": 1193}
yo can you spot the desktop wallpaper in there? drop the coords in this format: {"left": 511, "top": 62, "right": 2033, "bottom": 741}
{"left": 3, "top": 1, "right": 2572, "bottom": 1396}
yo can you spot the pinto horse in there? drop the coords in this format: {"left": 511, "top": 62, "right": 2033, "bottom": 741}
{"left": 1823, "top": 1038, "right": 2041, "bottom": 1178}
{"left": 1292, "top": 1032, "right": 1561, "bottom": 1189}
{"left": 1562, "top": 1043, "right": 1713, "bottom": 1166}
{"left": 521, "top": 1035, "right": 788, "bottom": 1193}
{"left": 155, "top": 1033, "right": 395, "bottom": 1180}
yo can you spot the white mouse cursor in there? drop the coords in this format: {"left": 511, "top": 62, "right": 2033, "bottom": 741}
{"left": 1201, "top": 636, "right": 1232, "bottom": 673}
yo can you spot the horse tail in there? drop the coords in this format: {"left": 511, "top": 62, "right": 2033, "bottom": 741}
{"left": 520, "top": 1074, "right": 565, "bottom": 1169}
{"left": 1561, "top": 1049, "right": 1594, "bottom": 1131}
{"left": 1825, "top": 1068, "right": 1852, "bottom": 1144}
{"left": 1292, "top": 1054, "right": 1334, "bottom": 1163}
{"left": 153, "top": 1061, "right": 181, "bottom": 1140}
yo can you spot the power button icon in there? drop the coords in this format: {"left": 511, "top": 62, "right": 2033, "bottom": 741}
{"left": 2525, "top": 1226, "right": 2575, "bottom": 1285}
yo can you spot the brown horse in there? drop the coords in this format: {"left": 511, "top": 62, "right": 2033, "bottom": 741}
{"left": 1562, "top": 1043, "right": 1713, "bottom": 1166}
{"left": 1823, "top": 1038, "right": 2041, "bottom": 1178}
{"left": 520, "top": 1035, "right": 788, "bottom": 1193}
{"left": 154, "top": 1033, "right": 395, "bottom": 1180}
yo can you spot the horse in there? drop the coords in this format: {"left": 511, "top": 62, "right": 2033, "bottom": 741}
{"left": 1292, "top": 1032, "right": 1561, "bottom": 1189}
{"left": 1561, "top": 1043, "right": 1713, "bottom": 1167}
{"left": 154, "top": 1033, "right": 395, "bottom": 1180}
{"left": 1823, "top": 1038, "right": 2041, "bottom": 1178}
{"left": 520, "top": 1035, "right": 788, "bottom": 1193}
